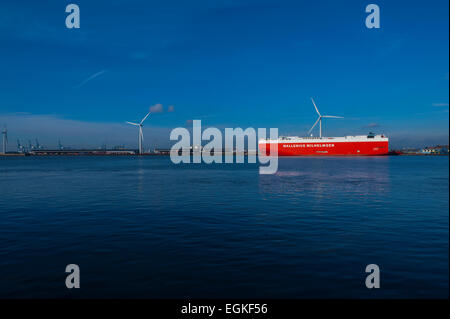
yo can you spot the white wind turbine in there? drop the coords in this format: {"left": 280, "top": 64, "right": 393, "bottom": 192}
{"left": 308, "top": 98, "right": 343, "bottom": 138}
{"left": 126, "top": 111, "right": 151, "bottom": 155}
{"left": 1, "top": 126, "right": 7, "bottom": 154}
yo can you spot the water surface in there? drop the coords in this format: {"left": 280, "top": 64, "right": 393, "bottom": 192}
{"left": 0, "top": 156, "right": 448, "bottom": 298}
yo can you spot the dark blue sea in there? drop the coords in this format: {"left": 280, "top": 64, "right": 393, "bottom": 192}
{"left": 0, "top": 156, "right": 448, "bottom": 298}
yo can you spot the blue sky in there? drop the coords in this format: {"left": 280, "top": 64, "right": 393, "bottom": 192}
{"left": 0, "top": 0, "right": 448, "bottom": 149}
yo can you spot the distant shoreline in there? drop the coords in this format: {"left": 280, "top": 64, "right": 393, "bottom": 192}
{"left": 1, "top": 152, "right": 448, "bottom": 157}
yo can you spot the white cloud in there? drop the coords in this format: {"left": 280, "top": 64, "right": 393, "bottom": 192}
{"left": 432, "top": 103, "right": 449, "bottom": 107}
{"left": 149, "top": 103, "right": 164, "bottom": 113}
{"left": 364, "top": 122, "right": 381, "bottom": 128}
{"left": 148, "top": 104, "right": 175, "bottom": 113}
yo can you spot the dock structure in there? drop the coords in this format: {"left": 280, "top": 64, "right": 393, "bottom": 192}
{"left": 158, "top": 148, "right": 258, "bottom": 156}
{"left": 28, "top": 149, "right": 138, "bottom": 156}
{"left": 0, "top": 153, "right": 26, "bottom": 157}
{"left": 154, "top": 149, "right": 171, "bottom": 155}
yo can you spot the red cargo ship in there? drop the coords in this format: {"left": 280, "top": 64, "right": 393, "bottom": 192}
{"left": 259, "top": 98, "right": 389, "bottom": 156}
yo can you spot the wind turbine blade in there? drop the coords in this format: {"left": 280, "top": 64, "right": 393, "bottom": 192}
{"left": 140, "top": 111, "right": 151, "bottom": 124}
{"left": 322, "top": 115, "right": 344, "bottom": 118}
{"left": 308, "top": 117, "right": 320, "bottom": 134}
{"left": 126, "top": 121, "right": 140, "bottom": 126}
{"left": 311, "top": 98, "right": 321, "bottom": 116}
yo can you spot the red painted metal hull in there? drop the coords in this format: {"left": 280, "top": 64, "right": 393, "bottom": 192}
{"left": 259, "top": 140, "right": 389, "bottom": 156}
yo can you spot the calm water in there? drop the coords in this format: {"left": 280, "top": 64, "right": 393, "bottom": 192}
{"left": 0, "top": 156, "right": 448, "bottom": 298}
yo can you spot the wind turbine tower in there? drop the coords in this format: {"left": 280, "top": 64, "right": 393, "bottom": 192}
{"left": 1, "top": 126, "right": 7, "bottom": 154}
{"left": 126, "top": 111, "right": 151, "bottom": 155}
{"left": 308, "top": 98, "right": 344, "bottom": 138}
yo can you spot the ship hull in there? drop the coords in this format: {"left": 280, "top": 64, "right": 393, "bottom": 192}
{"left": 259, "top": 140, "right": 389, "bottom": 156}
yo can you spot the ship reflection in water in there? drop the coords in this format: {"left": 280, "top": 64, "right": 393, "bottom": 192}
{"left": 259, "top": 157, "right": 391, "bottom": 201}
